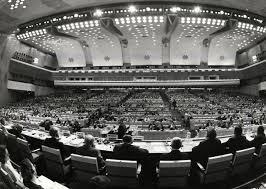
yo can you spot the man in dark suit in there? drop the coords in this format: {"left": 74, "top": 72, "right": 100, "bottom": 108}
{"left": 76, "top": 134, "right": 105, "bottom": 171}
{"left": 192, "top": 128, "right": 225, "bottom": 168}
{"left": 223, "top": 126, "right": 250, "bottom": 153}
{"left": 160, "top": 137, "right": 189, "bottom": 160}
{"left": 117, "top": 120, "right": 128, "bottom": 139}
{"left": 43, "top": 127, "right": 68, "bottom": 160}
{"left": 113, "top": 135, "right": 149, "bottom": 185}
{"left": 113, "top": 135, "right": 148, "bottom": 160}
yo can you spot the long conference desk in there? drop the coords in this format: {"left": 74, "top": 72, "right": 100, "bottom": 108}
{"left": 6, "top": 123, "right": 262, "bottom": 154}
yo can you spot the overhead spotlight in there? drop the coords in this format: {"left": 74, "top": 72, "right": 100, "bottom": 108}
{"left": 170, "top": 7, "right": 181, "bottom": 13}
{"left": 94, "top": 9, "right": 103, "bottom": 17}
{"left": 193, "top": 6, "right": 202, "bottom": 13}
{"left": 128, "top": 5, "right": 137, "bottom": 13}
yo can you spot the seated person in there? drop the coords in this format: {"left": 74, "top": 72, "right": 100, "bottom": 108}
{"left": 192, "top": 128, "right": 225, "bottom": 168}
{"left": 113, "top": 135, "right": 148, "bottom": 161}
{"left": 160, "top": 137, "right": 189, "bottom": 160}
{"left": 113, "top": 135, "right": 149, "bottom": 184}
{"left": 76, "top": 135, "right": 105, "bottom": 172}
{"left": 39, "top": 120, "right": 53, "bottom": 131}
{"left": 250, "top": 126, "right": 266, "bottom": 154}
{"left": 117, "top": 120, "right": 128, "bottom": 139}
{"left": 8, "top": 124, "right": 26, "bottom": 140}
{"left": 223, "top": 126, "right": 250, "bottom": 153}
{"left": 0, "top": 145, "right": 24, "bottom": 188}
{"left": 43, "top": 127, "right": 68, "bottom": 160}
{"left": 20, "top": 158, "right": 44, "bottom": 189}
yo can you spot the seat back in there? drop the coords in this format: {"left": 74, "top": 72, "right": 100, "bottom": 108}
{"left": 204, "top": 153, "right": 233, "bottom": 183}
{"left": 107, "top": 134, "right": 118, "bottom": 141}
{"left": 0, "top": 168, "right": 17, "bottom": 189}
{"left": 106, "top": 159, "right": 138, "bottom": 187}
{"left": 258, "top": 143, "right": 266, "bottom": 161}
{"left": 17, "top": 138, "right": 33, "bottom": 162}
{"left": 132, "top": 135, "right": 144, "bottom": 141}
{"left": 232, "top": 147, "right": 255, "bottom": 176}
{"left": 0, "top": 130, "right": 7, "bottom": 145}
{"left": 80, "top": 128, "right": 101, "bottom": 137}
{"left": 42, "top": 145, "right": 64, "bottom": 181}
{"left": 71, "top": 154, "right": 99, "bottom": 182}
{"left": 159, "top": 160, "right": 191, "bottom": 188}
{"left": 6, "top": 133, "right": 20, "bottom": 163}
{"left": 254, "top": 143, "right": 266, "bottom": 170}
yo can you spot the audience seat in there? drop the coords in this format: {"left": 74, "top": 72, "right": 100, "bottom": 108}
{"left": 159, "top": 160, "right": 191, "bottom": 188}
{"left": 196, "top": 153, "right": 233, "bottom": 184}
{"left": 132, "top": 135, "right": 144, "bottom": 141}
{"left": 17, "top": 138, "right": 41, "bottom": 163}
{"left": 106, "top": 159, "right": 141, "bottom": 188}
{"left": 6, "top": 133, "right": 21, "bottom": 164}
{"left": 42, "top": 145, "right": 71, "bottom": 182}
{"left": 232, "top": 147, "right": 255, "bottom": 176}
{"left": 80, "top": 128, "right": 101, "bottom": 138}
{"left": 71, "top": 154, "right": 99, "bottom": 182}
{"left": 106, "top": 134, "right": 118, "bottom": 141}
{"left": 253, "top": 143, "right": 266, "bottom": 171}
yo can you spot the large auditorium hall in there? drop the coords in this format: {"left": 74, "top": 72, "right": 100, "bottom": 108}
{"left": 1, "top": 0, "right": 266, "bottom": 189}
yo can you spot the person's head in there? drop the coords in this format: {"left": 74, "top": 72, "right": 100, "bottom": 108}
{"left": 257, "top": 126, "right": 265, "bottom": 136}
{"left": 122, "top": 135, "right": 133, "bottom": 144}
{"left": 234, "top": 126, "right": 243, "bottom": 137}
{"left": 0, "top": 145, "right": 9, "bottom": 164}
{"left": 21, "top": 158, "right": 37, "bottom": 183}
{"left": 84, "top": 134, "right": 95, "bottom": 148}
{"left": 171, "top": 137, "right": 183, "bottom": 150}
{"left": 13, "top": 124, "right": 23, "bottom": 134}
{"left": 49, "top": 127, "right": 59, "bottom": 138}
{"left": 206, "top": 128, "right": 217, "bottom": 140}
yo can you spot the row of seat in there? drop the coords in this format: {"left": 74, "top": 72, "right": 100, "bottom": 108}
{"left": 42, "top": 144, "right": 266, "bottom": 188}
{"left": 2, "top": 130, "right": 266, "bottom": 188}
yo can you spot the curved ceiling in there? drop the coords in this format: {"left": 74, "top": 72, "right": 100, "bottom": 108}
{"left": 0, "top": 0, "right": 266, "bottom": 33}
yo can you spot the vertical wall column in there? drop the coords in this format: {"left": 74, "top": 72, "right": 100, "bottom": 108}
{"left": 162, "top": 15, "right": 179, "bottom": 64}
{"left": 101, "top": 18, "right": 131, "bottom": 65}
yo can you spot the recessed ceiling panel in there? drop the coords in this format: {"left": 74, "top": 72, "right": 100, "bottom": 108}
{"left": 170, "top": 17, "right": 226, "bottom": 65}
{"left": 20, "top": 30, "right": 86, "bottom": 67}
{"left": 208, "top": 22, "right": 266, "bottom": 66}
{"left": 113, "top": 15, "right": 165, "bottom": 65}
{"left": 58, "top": 20, "right": 123, "bottom": 66}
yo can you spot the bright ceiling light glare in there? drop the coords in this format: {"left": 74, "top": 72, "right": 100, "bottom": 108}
{"left": 181, "top": 17, "right": 185, "bottom": 23}
{"left": 193, "top": 6, "right": 202, "bottom": 13}
{"left": 170, "top": 7, "right": 181, "bottom": 13}
{"left": 94, "top": 9, "right": 103, "bottom": 17}
{"left": 128, "top": 5, "right": 137, "bottom": 13}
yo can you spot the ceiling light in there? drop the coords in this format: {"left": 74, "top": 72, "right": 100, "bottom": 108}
{"left": 128, "top": 5, "right": 137, "bottom": 13}
{"left": 193, "top": 6, "right": 202, "bottom": 13}
{"left": 94, "top": 9, "right": 103, "bottom": 17}
{"left": 170, "top": 7, "right": 181, "bottom": 13}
